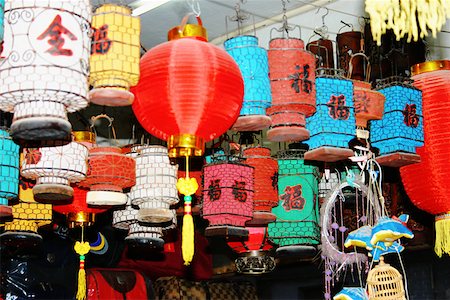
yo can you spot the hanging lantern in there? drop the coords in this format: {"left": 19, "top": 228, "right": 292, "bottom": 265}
{"left": 371, "top": 76, "right": 423, "bottom": 167}
{"left": 79, "top": 115, "right": 136, "bottom": 206}
{"left": 0, "top": 1, "right": 91, "bottom": 142}
{"left": 202, "top": 157, "right": 254, "bottom": 237}
{"left": 304, "top": 69, "right": 355, "bottom": 161}
{"left": 227, "top": 226, "right": 276, "bottom": 274}
{"left": 268, "top": 145, "right": 320, "bottom": 255}
{"left": 267, "top": 36, "right": 316, "bottom": 142}
{"left": 367, "top": 257, "right": 406, "bottom": 300}
{"left": 306, "top": 38, "right": 335, "bottom": 69}
{"left": 132, "top": 15, "right": 244, "bottom": 265}
{"left": 349, "top": 53, "right": 385, "bottom": 128}
{"left": 1, "top": 176, "right": 52, "bottom": 249}
{"left": 89, "top": 3, "right": 140, "bottom": 106}
{"left": 0, "top": 127, "right": 19, "bottom": 219}
{"left": 336, "top": 29, "right": 364, "bottom": 79}
{"left": 127, "top": 144, "right": 179, "bottom": 223}
{"left": 243, "top": 146, "right": 278, "bottom": 225}
{"left": 224, "top": 35, "right": 272, "bottom": 131}
{"left": 20, "top": 137, "right": 89, "bottom": 202}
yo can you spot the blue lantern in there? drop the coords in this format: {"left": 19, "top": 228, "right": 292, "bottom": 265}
{"left": 371, "top": 77, "right": 424, "bottom": 167}
{"left": 268, "top": 146, "right": 320, "bottom": 254}
{"left": 0, "top": 0, "right": 4, "bottom": 46}
{"left": 0, "top": 128, "right": 19, "bottom": 219}
{"left": 304, "top": 72, "right": 355, "bottom": 162}
{"left": 225, "top": 35, "right": 272, "bottom": 131}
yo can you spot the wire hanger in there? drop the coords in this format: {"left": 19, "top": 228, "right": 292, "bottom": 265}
{"left": 314, "top": 6, "right": 329, "bottom": 39}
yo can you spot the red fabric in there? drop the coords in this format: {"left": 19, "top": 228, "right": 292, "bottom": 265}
{"left": 227, "top": 226, "right": 273, "bottom": 254}
{"left": 132, "top": 38, "right": 244, "bottom": 142}
{"left": 53, "top": 186, "right": 107, "bottom": 215}
{"left": 117, "top": 229, "right": 213, "bottom": 281}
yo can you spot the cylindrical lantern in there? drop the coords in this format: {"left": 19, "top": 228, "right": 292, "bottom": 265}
{"left": 127, "top": 144, "right": 179, "bottom": 223}
{"left": 304, "top": 70, "right": 355, "bottom": 162}
{"left": 268, "top": 146, "right": 320, "bottom": 254}
{"left": 202, "top": 158, "right": 254, "bottom": 237}
{"left": 0, "top": 1, "right": 91, "bottom": 141}
{"left": 1, "top": 176, "right": 52, "bottom": 248}
{"left": 306, "top": 38, "right": 335, "bottom": 69}
{"left": 371, "top": 76, "right": 423, "bottom": 167}
{"left": 0, "top": 127, "right": 19, "bottom": 219}
{"left": 349, "top": 54, "right": 385, "bottom": 128}
{"left": 53, "top": 185, "right": 108, "bottom": 228}
{"left": 267, "top": 37, "right": 316, "bottom": 142}
{"left": 20, "top": 139, "right": 88, "bottom": 202}
{"left": 132, "top": 16, "right": 244, "bottom": 265}
{"left": 243, "top": 147, "right": 278, "bottom": 225}
{"left": 89, "top": 3, "right": 141, "bottom": 106}
{"left": 336, "top": 30, "right": 364, "bottom": 79}
{"left": 224, "top": 35, "right": 272, "bottom": 131}
{"left": 227, "top": 226, "right": 276, "bottom": 274}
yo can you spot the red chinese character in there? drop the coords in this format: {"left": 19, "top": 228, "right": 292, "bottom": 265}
{"left": 37, "top": 15, "right": 77, "bottom": 56}
{"left": 280, "top": 184, "right": 306, "bottom": 211}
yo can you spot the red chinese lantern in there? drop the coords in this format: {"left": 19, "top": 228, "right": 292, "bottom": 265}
{"left": 227, "top": 226, "right": 276, "bottom": 274}
{"left": 132, "top": 15, "right": 244, "bottom": 265}
{"left": 401, "top": 60, "right": 450, "bottom": 257}
{"left": 243, "top": 147, "right": 278, "bottom": 225}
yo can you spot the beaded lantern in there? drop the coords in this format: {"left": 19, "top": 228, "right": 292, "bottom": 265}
{"left": 20, "top": 138, "right": 89, "bottom": 202}
{"left": 304, "top": 69, "right": 355, "bottom": 161}
{"left": 371, "top": 76, "right": 423, "bottom": 167}
{"left": 225, "top": 35, "right": 272, "bottom": 131}
{"left": 0, "top": 127, "right": 19, "bottom": 219}
{"left": 227, "top": 226, "right": 276, "bottom": 274}
{"left": 367, "top": 257, "right": 406, "bottom": 300}
{"left": 1, "top": 176, "right": 52, "bottom": 249}
{"left": 0, "top": 0, "right": 91, "bottom": 142}
{"left": 202, "top": 157, "right": 254, "bottom": 237}
{"left": 267, "top": 36, "right": 316, "bottom": 142}
{"left": 79, "top": 115, "right": 136, "bottom": 206}
{"left": 243, "top": 146, "right": 279, "bottom": 225}
{"left": 268, "top": 146, "right": 320, "bottom": 255}
{"left": 89, "top": 3, "right": 140, "bottom": 106}
{"left": 132, "top": 15, "right": 244, "bottom": 265}
{"left": 126, "top": 144, "right": 179, "bottom": 224}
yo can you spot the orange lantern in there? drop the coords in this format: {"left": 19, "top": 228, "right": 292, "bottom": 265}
{"left": 132, "top": 15, "right": 244, "bottom": 265}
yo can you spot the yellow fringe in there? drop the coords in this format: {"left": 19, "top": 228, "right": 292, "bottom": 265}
{"left": 76, "top": 268, "right": 86, "bottom": 300}
{"left": 435, "top": 218, "right": 450, "bottom": 257}
{"left": 182, "top": 213, "right": 194, "bottom": 265}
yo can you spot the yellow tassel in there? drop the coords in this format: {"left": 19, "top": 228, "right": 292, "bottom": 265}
{"left": 76, "top": 268, "right": 87, "bottom": 300}
{"left": 435, "top": 213, "right": 450, "bottom": 257}
{"left": 182, "top": 213, "right": 195, "bottom": 265}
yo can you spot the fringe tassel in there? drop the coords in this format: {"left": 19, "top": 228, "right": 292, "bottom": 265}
{"left": 435, "top": 213, "right": 450, "bottom": 257}
{"left": 182, "top": 204, "right": 194, "bottom": 265}
{"left": 76, "top": 267, "right": 87, "bottom": 300}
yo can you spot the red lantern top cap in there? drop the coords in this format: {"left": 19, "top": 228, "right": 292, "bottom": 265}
{"left": 411, "top": 60, "right": 450, "bottom": 76}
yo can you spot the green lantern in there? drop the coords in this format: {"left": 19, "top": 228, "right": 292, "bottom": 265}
{"left": 268, "top": 144, "right": 320, "bottom": 255}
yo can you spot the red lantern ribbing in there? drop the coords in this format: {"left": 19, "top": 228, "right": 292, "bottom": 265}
{"left": 132, "top": 16, "right": 244, "bottom": 265}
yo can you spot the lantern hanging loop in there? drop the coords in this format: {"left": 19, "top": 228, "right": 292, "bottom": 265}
{"left": 314, "top": 6, "right": 329, "bottom": 38}
{"left": 338, "top": 20, "right": 353, "bottom": 33}
{"left": 186, "top": 0, "right": 201, "bottom": 17}
{"left": 348, "top": 52, "right": 371, "bottom": 82}
{"left": 89, "top": 114, "right": 119, "bottom": 146}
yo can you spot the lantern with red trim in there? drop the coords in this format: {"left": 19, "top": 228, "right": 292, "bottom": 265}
{"left": 267, "top": 33, "right": 316, "bottom": 142}
{"left": 227, "top": 226, "right": 276, "bottom": 274}
{"left": 78, "top": 115, "right": 136, "bottom": 206}
{"left": 401, "top": 60, "right": 450, "bottom": 257}
{"left": 132, "top": 15, "right": 244, "bottom": 265}
{"left": 243, "top": 146, "right": 278, "bottom": 225}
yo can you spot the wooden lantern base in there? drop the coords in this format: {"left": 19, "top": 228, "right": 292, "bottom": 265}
{"left": 204, "top": 225, "right": 249, "bottom": 238}
{"left": 245, "top": 211, "right": 277, "bottom": 226}
{"left": 304, "top": 147, "right": 354, "bottom": 162}
{"left": 0, "top": 231, "right": 42, "bottom": 253}
{"left": 89, "top": 88, "right": 135, "bottom": 107}
{"left": 267, "top": 126, "right": 310, "bottom": 142}
{"left": 86, "top": 191, "right": 127, "bottom": 206}
{"left": 376, "top": 152, "right": 421, "bottom": 168}
{"left": 275, "top": 245, "right": 317, "bottom": 259}
{"left": 11, "top": 117, "right": 71, "bottom": 144}
{"left": 232, "top": 115, "right": 271, "bottom": 132}
{"left": 0, "top": 206, "right": 13, "bottom": 221}
{"left": 33, "top": 184, "right": 73, "bottom": 203}
{"left": 137, "top": 208, "right": 173, "bottom": 224}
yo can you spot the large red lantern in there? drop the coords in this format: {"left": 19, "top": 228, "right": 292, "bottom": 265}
{"left": 132, "top": 16, "right": 244, "bottom": 265}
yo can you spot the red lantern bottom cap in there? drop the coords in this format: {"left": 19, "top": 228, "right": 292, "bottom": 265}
{"left": 232, "top": 115, "right": 271, "bottom": 132}
{"left": 267, "top": 126, "right": 310, "bottom": 142}
{"left": 245, "top": 211, "right": 277, "bottom": 226}
{"left": 0, "top": 206, "right": 13, "bottom": 221}
{"left": 89, "top": 88, "right": 135, "bottom": 107}
{"left": 304, "top": 147, "right": 354, "bottom": 162}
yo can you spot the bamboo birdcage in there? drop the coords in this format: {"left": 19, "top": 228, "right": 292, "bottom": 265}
{"left": 367, "top": 257, "right": 406, "bottom": 300}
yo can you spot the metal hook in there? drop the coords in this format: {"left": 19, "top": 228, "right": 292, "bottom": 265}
{"left": 316, "top": 6, "right": 329, "bottom": 26}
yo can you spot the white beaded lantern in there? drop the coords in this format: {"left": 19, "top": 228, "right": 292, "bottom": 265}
{"left": 128, "top": 145, "right": 179, "bottom": 224}
{"left": 20, "top": 140, "right": 88, "bottom": 202}
{"left": 0, "top": 0, "right": 91, "bottom": 142}
{"left": 318, "top": 170, "right": 340, "bottom": 200}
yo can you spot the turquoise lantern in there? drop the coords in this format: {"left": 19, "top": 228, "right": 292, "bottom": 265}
{"left": 371, "top": 77, "right": 424, "bottom": 167}
{"left": 0, "top": 127, "right": 20, "bottom": 219}
{"left": 0, "top": 0, "right": 4, "bottom": 51}
{"left": 304, "top": 71, "right": 355, "bottom": 162}
{"left": 225, "top": 35, "right": 272, "bottom": 131}
{"left": 268, "top": 144, "right": 320, "bottom": 255}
